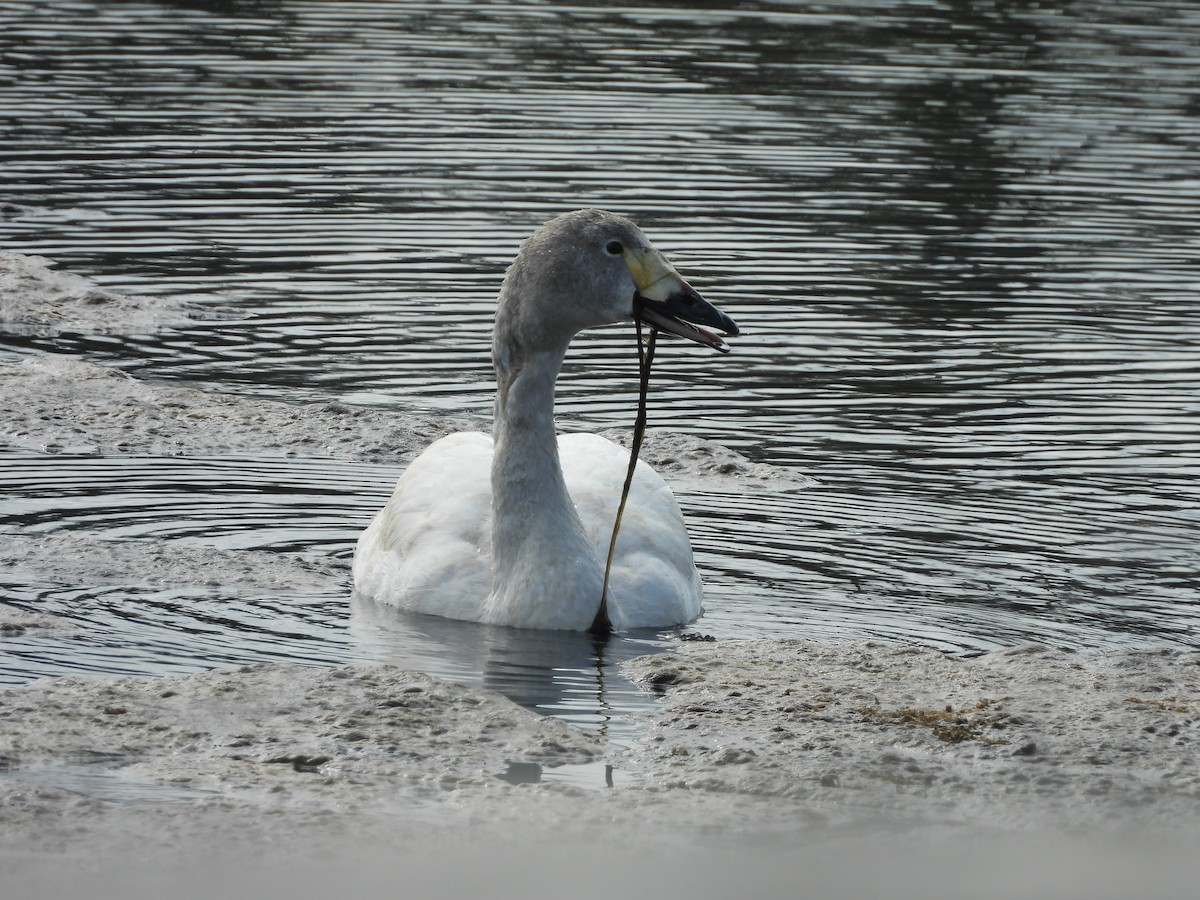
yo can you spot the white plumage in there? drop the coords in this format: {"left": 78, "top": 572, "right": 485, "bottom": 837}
{"left": 352, "top": 209, "right": 738, "bottom": 631}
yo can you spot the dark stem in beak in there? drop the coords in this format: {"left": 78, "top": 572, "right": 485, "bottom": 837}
{"left": 591, "top": 303, "right": 658, "bottom": 637}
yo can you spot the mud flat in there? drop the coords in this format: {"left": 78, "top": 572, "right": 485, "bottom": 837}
{"left": 625, "top": 640, "right": 1200, "bottom": 832}
{"left": 0, "top": 250, "right": 198, "bottom": 337}
{"left": 0, "top": 353, "right": 462, "bottom": 462}
{"left": 1, "top": 641, "right": 1198, "bottom": 898}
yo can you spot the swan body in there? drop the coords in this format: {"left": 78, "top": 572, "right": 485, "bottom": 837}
{"left": 354, "top": 431, "right": 700, "bottom": 630}
{"left": 352, "top": 209, "right": 738, "bottom": 631}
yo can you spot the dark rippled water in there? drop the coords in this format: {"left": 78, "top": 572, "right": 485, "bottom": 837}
{"left": 2, "top": 1, "right": 1198, "bottom": 724}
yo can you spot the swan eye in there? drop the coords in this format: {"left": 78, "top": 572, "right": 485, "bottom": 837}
{"left": 605, "top": 240, "right": 624, "bottom": 256}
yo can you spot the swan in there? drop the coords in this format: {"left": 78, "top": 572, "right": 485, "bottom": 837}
{"left": 352, "top": 209, "right": 738, "bottom": 631}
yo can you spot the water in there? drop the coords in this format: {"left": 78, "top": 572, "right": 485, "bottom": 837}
{"left": 2, "top": 1, "right": 1199, "bottom": 734}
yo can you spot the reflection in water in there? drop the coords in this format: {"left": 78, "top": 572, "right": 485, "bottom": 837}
{"left": 350, "top": 595, "right": 669, "bottom": 745}
{"left": 351, "top": 596, "right": 669, "bottom": 788}
{"left": 1, "top": 0, "right": 1199, "bottom": 720}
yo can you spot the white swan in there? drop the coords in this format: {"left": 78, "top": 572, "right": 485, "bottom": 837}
{"left": 352, "top": 209, "right": 738, "bottom": 631}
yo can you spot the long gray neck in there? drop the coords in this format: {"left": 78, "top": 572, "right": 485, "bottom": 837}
{"left": 486, "top": 334, "right": 604, "bottom": 629}
{"left": 492, "top": 344, "right": 569, "bottom": 514}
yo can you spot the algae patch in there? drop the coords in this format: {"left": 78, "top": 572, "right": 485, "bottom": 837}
{"left": 858, "top": 698, "right": 1011, "bottom": 745}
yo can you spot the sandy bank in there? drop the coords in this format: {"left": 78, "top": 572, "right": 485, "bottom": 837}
{"left": 626, "top": 640, "right": 1200, "bottom": 831}
{"left": 1, "top": 642, "right": 1197, "bottom": 889}
{"left": 0, "top": 250, "right": 199, "bottom": 337}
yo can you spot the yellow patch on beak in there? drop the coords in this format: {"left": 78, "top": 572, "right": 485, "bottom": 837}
{"left": 624, "top": 248, "right": 687, "bottom": 302}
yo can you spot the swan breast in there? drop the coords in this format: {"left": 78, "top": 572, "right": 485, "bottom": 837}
{"left": 352, "top": 430, "right": 702, "bottom": 628}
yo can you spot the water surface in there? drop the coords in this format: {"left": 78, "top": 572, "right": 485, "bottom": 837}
{"left": 2, "top": 1, "right": 1198, "bottom": 727}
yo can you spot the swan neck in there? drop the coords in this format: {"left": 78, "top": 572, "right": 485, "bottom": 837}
{"left": 487, "top": 339, "right": 603, "bottom": 629}
{"left": 491, "top": 345, "right": 572, "bottom": 526}
{"left": 493, "top": 346, "right": 565, "bottom": 449}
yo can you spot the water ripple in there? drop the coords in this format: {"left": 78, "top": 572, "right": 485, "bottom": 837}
{"left": 2, "top": 0, "right": 1198, "bottom": 695}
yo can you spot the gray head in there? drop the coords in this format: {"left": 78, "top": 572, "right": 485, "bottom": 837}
{"left": 494, "top": 209, "right": 738, "bottom": 364}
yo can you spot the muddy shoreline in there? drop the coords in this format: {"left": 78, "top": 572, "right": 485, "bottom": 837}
{"left": 1, "top": 638, "right": 1198, "bottom": 895}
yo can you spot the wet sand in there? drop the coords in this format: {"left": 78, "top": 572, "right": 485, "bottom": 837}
{"left": 1, "top": 630, "right": 1197, "bottom": 897}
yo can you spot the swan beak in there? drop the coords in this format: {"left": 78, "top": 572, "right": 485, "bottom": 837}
{"left": 625, "top": 249, "right": 739, "bottom": 353}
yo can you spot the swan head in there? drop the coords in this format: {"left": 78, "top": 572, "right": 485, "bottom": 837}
{"left": 496, "top": 209, "right": 739, "bottom": 356}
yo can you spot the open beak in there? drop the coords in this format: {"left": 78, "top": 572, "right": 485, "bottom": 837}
{"left": 625, "top": 248, "right": 739, "bottom": 353}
